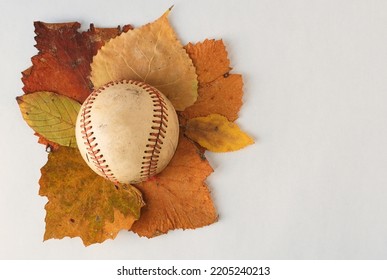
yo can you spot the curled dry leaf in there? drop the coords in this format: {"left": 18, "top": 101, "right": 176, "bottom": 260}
{"left": 17, "top": 91, "right": 80, "bottom": 148}
{"left": 185, "top": 114, "right": 254, "bottom": 152}
{"left": 182, "top": 39, "right": 243, "bottom": 122}
{"left": 39, "top": 146, "right": 144, "bottom": 246}
{"left": 131, "top": 134, "right": 217, "bottom": 238}
{"left": 90, "top": 9, "right": 198, "bottom": 111}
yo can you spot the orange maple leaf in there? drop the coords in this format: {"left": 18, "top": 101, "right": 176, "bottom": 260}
{"left": 131, "top": 134, "right": 217, "bottom": 237}
{"left": 182, "top": 39, "right": 243, "bottom": 122}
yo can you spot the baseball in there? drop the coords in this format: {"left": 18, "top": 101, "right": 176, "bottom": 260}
{"left": 75, "top": 80, "right": 179, "bottom": 184}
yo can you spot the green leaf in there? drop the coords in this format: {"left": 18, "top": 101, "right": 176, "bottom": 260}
{"left": 17, "top": 91, "right": 80, "bottom": 148}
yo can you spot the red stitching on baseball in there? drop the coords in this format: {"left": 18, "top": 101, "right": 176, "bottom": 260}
{"left": 80, "top": 81, "right": 118, "bottom": 183}
{"left": 138, "top": 83, "right": 169, "bottom": 180}
{"left": 80, "top": 80, "right": 169, "bottom": 183}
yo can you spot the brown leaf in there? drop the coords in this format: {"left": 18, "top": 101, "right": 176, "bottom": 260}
{"left": 131, "top": 134, "right": 217, "bottom": 238}
{"left": 21, "top": 21, "right": 132, "bottom": 148}
{"left": 22, "top": 22, "right": 92, "bottom": 103}
{"left": 39, "top": 146, "right": 144, "bottom": 246}
{"left": 181, "top": 39, "right": 243, "bottom": 122}
{"left": 22, "top": 22, "right": 132, "bottom": 103}
{"left": 87, "top": 24, "right": 133, "bottom": 55}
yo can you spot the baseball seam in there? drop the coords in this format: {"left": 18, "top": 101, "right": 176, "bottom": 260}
{"left": 135, "top": 81, "right": 169, "bottom": 180}
{"left": 79, "top": 81, "right": 118, "bottom": 183}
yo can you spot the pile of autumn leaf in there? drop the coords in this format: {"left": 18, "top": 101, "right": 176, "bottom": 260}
{"left": 17, "top": 10, "right": 253, "bottom": 246}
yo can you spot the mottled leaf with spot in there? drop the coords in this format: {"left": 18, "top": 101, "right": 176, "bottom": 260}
{"left": 40, "top": 146, "right": 144, "bottom": 246}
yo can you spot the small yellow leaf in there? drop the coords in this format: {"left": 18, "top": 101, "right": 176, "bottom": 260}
{"left": 90, "top": 9, "right": 198, "bottom": 111}
{"left": 185, "top": 114, "right": 254, "bottom": 152}
{"left": 17, "top": 91, "right": 80, "bottom": 148}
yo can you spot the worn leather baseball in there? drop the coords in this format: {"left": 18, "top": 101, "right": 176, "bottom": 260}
{"left": 75, "top": 80, "right": 179, "bottom": 184}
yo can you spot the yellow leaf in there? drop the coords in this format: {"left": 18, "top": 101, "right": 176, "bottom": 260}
{"left": 185, "top": 114, "right": 254, "bottom": 152}
{"left": 17, "top": 91, "right": 80, "bottom": 148}
{"left": 90, "top": 8, "right": 198, "bottom": 111}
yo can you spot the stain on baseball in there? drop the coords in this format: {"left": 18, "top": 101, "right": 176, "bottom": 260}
{"left": 75, "top": 80, "right": 179, "bottom": 184}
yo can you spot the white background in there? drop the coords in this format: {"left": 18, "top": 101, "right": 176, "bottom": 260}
{"left": 1, "top": 0, "right": 387, "bottom": 259}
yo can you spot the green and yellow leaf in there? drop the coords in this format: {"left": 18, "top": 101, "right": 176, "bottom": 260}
{"left": 17, "top": 91, "right": 80, "bottom": 148}
{"left": 185, "top": 114, "right": 254, "bottom": 152}
{"left": 90, "top": 8, "right": 198, "bottom": 111}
